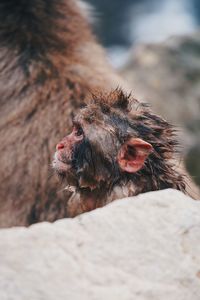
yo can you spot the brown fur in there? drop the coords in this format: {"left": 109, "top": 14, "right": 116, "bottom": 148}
{"left": 0, "top": 0, "right": 196, "bottom": 227}
{"left": 0, "top": 0, "right": 127, "bottom": 227}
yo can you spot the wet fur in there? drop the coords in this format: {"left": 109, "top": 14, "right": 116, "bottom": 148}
{"left": 54, "top": 89, "right": 186, "bottom": 216}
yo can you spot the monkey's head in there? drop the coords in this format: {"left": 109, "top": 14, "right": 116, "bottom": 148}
{"left": 53, "top": 89, "right": 185, "bottom": 195}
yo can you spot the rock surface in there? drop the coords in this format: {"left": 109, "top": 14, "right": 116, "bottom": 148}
{"left": 0, "top": 189, "right": 200, "bottom": 300}
{"left": 121, "top": 32, "right": 200, "bottom": 186}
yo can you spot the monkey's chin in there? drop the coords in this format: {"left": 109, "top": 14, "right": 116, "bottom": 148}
{"left": 52, "top": 157, "right": 79, "bottom": 188}
{"left": 52, "top": 157, "right": 72, "bottom": 175}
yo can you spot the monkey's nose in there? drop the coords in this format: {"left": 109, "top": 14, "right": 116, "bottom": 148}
{"left": 56, "top": 143, "right": 65, "bottom": 151}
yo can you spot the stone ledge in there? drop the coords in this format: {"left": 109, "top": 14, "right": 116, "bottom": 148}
{"left": 0, "top": 189, "right": 200, "bottom": 300}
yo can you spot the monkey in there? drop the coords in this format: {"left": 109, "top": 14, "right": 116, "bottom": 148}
{"left": 53, "top": 89, "right": 187, "bottom": 217}
{"left": 0, "top": 0, "right": 129, "bottom": 228}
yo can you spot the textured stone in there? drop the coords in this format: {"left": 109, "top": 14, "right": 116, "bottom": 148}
{"left": 0, "top": 189, "right": 200, "bottom": 300}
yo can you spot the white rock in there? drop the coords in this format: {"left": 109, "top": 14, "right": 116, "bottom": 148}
{"left": 0, "top": 189, "right": 200, "bottom": 300}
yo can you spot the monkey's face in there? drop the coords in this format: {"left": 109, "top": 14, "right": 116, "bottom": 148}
{"left": 53, "top": 106, "right": 120, "bottom": 190}
{"left": 53, "top": 100, "right": 153, "bottom": 192}
{"left": 53, "top": 122, "right": 85, "bottom": 188}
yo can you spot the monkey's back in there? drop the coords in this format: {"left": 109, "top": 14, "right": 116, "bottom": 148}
{"left": 0, "top": 0, "right": 127, "bottom": 227}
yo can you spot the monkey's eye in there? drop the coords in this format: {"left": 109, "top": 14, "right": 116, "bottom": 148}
{"left": 73, "top": 124, "right": 84, "bottom": 137}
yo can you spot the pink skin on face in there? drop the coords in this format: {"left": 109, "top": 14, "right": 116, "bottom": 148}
{"left": 53, "top": 125, "right": 84, "bottom": 173}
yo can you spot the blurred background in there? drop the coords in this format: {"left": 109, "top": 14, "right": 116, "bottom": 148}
{"left": 88, "top": 0, "right": 200, "bottom": 65}
{"left": 88, "top": 0, "right": 200, "bottom": 188}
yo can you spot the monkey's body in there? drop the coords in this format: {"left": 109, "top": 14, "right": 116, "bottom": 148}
{"left": 0, "top": 0, "right": 127, "bottom": 227}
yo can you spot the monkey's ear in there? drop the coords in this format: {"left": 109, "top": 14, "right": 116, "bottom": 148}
{"left": 117, "top": 138, "right": 153, "bottom": 173}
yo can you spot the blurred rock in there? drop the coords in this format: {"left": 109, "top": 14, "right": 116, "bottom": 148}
{"left": 0, "top": 189, "right": 200, "bottom": 300}
{"left": 186, "top": 142, "right": 200, "bottom": 186}
{"left": 121, "top": 32, "right": 200, "bottom": 186}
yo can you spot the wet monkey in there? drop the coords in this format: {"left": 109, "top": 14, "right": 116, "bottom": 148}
{"left": 53, "top": 89, "right": 187, "bottom": 217}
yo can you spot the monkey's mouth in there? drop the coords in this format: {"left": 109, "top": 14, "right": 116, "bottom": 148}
{"left": 52, "top": 152, "right": 72, "bottom": 174}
